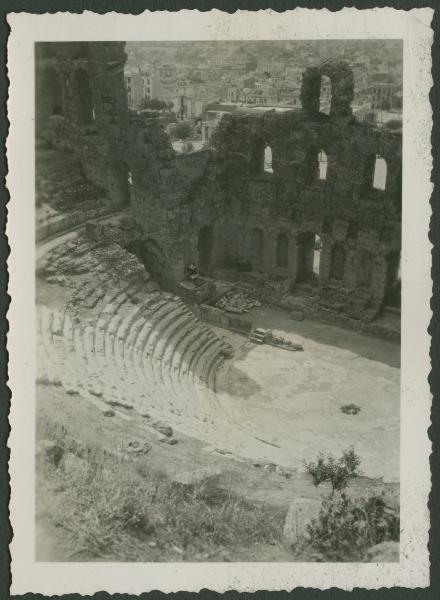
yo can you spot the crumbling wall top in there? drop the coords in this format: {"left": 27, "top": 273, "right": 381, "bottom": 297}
{"left": 300, "top": 61, "right": 354, "bottom": 117}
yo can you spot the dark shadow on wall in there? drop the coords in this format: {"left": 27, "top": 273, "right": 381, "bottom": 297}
{"left": 126, "top": 239, "right": 175, "bottom": 292}
{"left": 198, "top": 225, "right": 215, "bottom": 276}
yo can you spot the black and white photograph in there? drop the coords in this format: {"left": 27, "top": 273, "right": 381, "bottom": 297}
{"left": 34, "top": 36, "right": 403, "bottom": 563}
{"left": 6, "top": 7, "right": 432, "bottom": 594}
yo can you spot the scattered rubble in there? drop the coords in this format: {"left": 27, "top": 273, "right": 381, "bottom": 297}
{"left": 216, "top": 290, "right": 261, "bottom": 314}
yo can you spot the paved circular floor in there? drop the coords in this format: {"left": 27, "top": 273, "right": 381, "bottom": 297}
{"left": 213, "top": 321, "right": 400, "bottom": 483}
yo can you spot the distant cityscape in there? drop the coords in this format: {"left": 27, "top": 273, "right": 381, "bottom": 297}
{"left": 124, "top": 40, "right": 403, "bottom": 152}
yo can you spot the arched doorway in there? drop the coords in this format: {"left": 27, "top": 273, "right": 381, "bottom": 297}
{"left": 36, "top": 67, "right": 64, "bottom": 118}
{"left": 126, "top": 239, "right": 173, "bottom": 291}
{"left": 313, "top": 234, "right": 322, "bottom": 275}
{"left": 198, "top": 225, "right": 215, "bottom": 276}
{"left": 73, "top": 69, "right": 94, "bottom": 124}
{"left": 384, "top": 251, "right": 401, "bottom": 308}
{"left": 296, "top": 232, "right": 315, "bottom": 282}
{"left": 110, "top": 160, "right": 132, "bottom": 206}
{"left": 250, "top": 228, "right": 264, "bottom": 266}
{"left": 330, "top": 244, "right": 346, "bottom": 280}
{"left": 276, "top": 232, "right": 289, "bottom": 268}
{"left": 357, "top": 250, "right": 375, "bottom": 288}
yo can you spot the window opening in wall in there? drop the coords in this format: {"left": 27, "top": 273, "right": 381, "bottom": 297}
{"left": 264, "top": 145, "right": 273, "bottom": 173}
{"left": 276, "top": 232, "right": 289, "bottom": 268}
{"left": 373, "top": 155, "right": 387, "bottom": 190}
{"left": 319, "top": 75, "right": 331, "bottom": 114}
{"left": 198, "top": 225, "right": 215, "bottom": 276}
{"left": 250, "top": 228, "right": 264, "bottom": 266}
{"left": 313, "top": 234, "right": 322, "bottom": 275}
{"left": 318, "top": 150, "right": 328, "bottom": 180}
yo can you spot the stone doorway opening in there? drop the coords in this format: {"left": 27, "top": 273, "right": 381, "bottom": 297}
{"left": 330, "top": 243, "right": 346, "bottom": 281}
{"left": 126, "top": 239, "right": 173, "bottom": 291}
{"left": 37, "top": 67, "right": 64, "bottom": 118}
{"left": 111, "top": 160, "right": 132, "bottom": 207}
{"left": 198, "top": 225, "right": 215, "bottom": 276}
{"left": 313, "top": 234, "right": 322, "bottom": 276}
{"left": 73, "top": 68, "right": 94, "bottom": 124}
{"left": 357, "top": 250, "right": 374, "bottom": 289}
{"left": 296, "top": 232, "right": 315, "bottom": 283}
{"left": 384, "top": 251, "right": 401, "bottom": 308}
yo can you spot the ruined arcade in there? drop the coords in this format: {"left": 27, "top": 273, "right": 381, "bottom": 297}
{"left": 34, "top": 41, "right": 402, "bottom": 562}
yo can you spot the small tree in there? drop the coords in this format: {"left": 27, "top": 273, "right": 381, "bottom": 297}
{"left": 141, "top": 98, "right": 166, "bottom": 111}
{"left": 304, "top": 447, "right": 361, "bottom": 497}
{"left": 172, "top": 121, "right": 192, "bottom": 140}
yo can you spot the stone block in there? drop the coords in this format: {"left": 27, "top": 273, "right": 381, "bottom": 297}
{"left": 283, "top": 497, "right": 322, "bottom": 547}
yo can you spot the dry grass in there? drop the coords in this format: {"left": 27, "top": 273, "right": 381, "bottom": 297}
{"left": 38, "top": 427, "right": 285, "bottom": 561}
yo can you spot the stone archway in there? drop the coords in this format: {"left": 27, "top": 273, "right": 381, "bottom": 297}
{"left": 276, "top": 232, "right": 289, "bottom": 268}
{"left": 250, "top": 228, "right": 264, "bottom": 266}
{"left": 36, "top": 66, "right": 64, "bottom": 118}
{"left": 110, "top": 160, "right": 132, "bottom": 206}
{"left": 330, "top": 244, "right": 346, "bottom": 281}
{"left": 296, "top": 232, "right": 315, "bottom": 282}
{"left": 357, "top": 250, "right": 375, "bottom": 288}
{"left": 384, "top": 251, "right": 401, "bottom": 308}
{"left": 197, "top": 225, "right": 215, "bottom": 276}
{"left": 126, "top": 239, "right": 174, "bottom": 291}
{"left": 73, "top": 68, "right": 94, "bottom": 124}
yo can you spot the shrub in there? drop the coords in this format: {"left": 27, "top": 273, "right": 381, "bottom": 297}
{"left": 305, "top": 492, "right": 399, "bottom": 561}
{"left": 172, "top": 121, "right": 192, "bottom": 140}
{"left": 305, "top": 447, "right": 361, "bottom": 496}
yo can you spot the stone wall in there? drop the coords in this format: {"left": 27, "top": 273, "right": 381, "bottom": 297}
{"left": 36, "top": 45, "right": 402, "bottom": 324}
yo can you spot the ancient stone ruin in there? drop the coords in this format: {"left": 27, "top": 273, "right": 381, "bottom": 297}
{"left": 36, "top": 42, "right": 401, "bottom": 336}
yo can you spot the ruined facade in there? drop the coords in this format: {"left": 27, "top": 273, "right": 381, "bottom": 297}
{"left": 36, "top": 43, "right": 402, "bottom": 330}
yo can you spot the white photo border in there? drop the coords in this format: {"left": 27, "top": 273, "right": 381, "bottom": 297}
{"left": 6, "top": 7, "right": 433, "bottom": 594}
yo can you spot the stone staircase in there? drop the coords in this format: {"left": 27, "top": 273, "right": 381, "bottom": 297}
{"left": 36, "top": 272, "right": 238, "bottom": 441}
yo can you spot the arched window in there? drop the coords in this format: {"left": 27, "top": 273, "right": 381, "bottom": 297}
{"left": 73, "top": 69, "right": 94, "bottom": 124}
{"left": 320, "top": 75, "right": 331, "bottom": 114}
{"left": 318, "top": 150, "right": 328, "bottom": 180}
{"left": 373, "top": 155, "right": 387, "bottom": 190}
{"left": 264, "top": 145, "right": 273, "bottom": 173}
{"left": 276, "top": 232, "right": 289, "bottom": 268}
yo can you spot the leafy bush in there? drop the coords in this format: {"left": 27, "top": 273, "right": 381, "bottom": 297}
{"left": 305, "top": 492, "right": 399, "bottom": 561}
{"left": 172, "top": 121, "right": 192, "bottom": 140}
{"left": 140, "top": 98, "right": 167, "bottom": 111}
{"left": 305, "top": 447, "right": 361, "bottom": 496}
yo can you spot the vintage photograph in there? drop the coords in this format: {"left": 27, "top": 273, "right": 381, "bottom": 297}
{"left": 34, "top": 38, "right": 403, "bottom": 563}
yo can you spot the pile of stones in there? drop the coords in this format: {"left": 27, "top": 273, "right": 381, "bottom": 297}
{"left": 216, "top": 290, "right": 261, "bottom": 314}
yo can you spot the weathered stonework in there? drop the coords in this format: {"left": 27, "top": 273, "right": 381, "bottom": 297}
{"left": 36, "top": 44, "right": 401, "bottom": 327}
